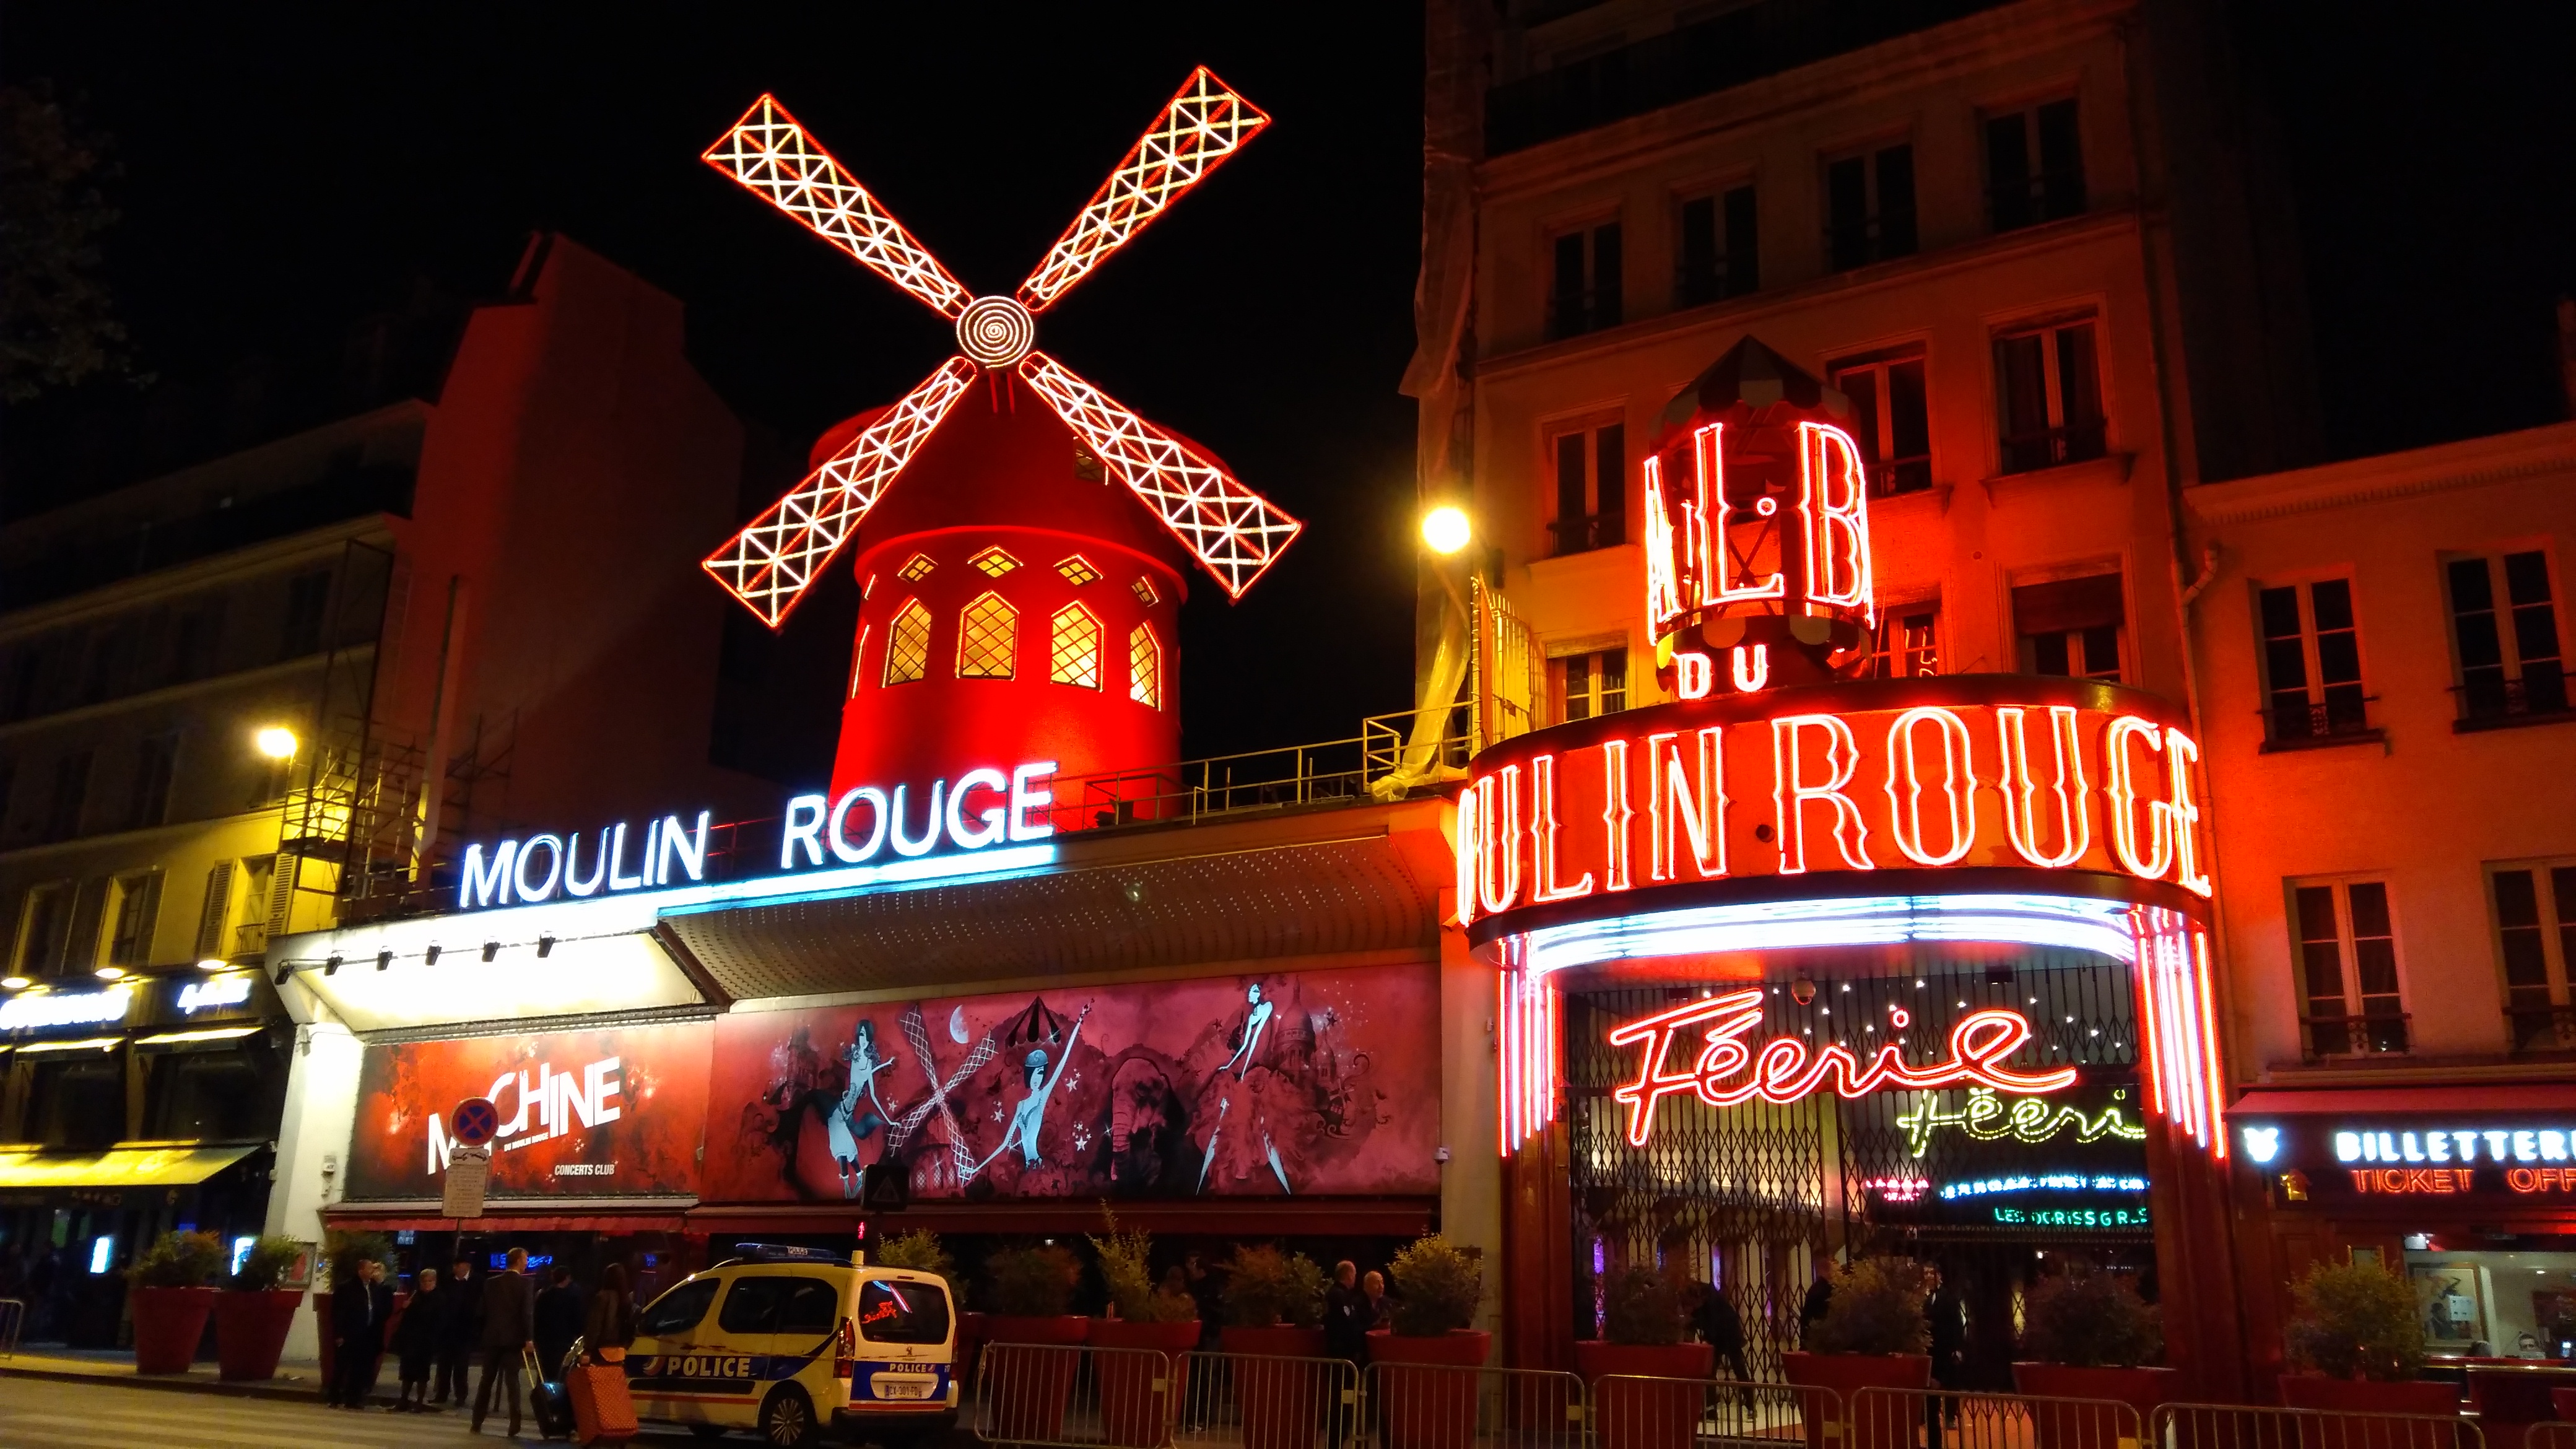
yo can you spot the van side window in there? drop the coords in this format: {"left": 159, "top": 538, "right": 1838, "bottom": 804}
{"left": 858, "top": 1279, "right": 952, "bottom": 1345}
{"left": 718, "top": 1278, "right": 788, "bottom": 1335}
{"left": 777, "top": 1277, "right": 839, "bottom": 1336}
{"left": 638, "top": 1278, "right": 720, "bottom": 1338}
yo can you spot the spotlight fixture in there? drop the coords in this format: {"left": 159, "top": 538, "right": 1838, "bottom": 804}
{"left": 536, "top": 936, "right": 556, "bottom": 959}
{"left": 273, "top": 964, "right": 294, "bottom": 986}
{"left": 94, "top": 966, "right": 127, "bottom": 981}
{"left": 424, "top": 944, "right": 442, "bottom": 965}
{"left": 482, "top": 941, "right": 500, "bottom": 962}
{"left": 375, "top": 950, "right": 393, "bottom": 972}
{"left": 324, "top": 955, "right": 342, "bottom": 977}
{"left": 195, "top": 958, "right": 227, "bottom": 972}
{"left": 1791, "top": 975, "right": 1818, "bottom": 1006}
{"left": 0, "top": 977, "right": 28, "bottom": 991}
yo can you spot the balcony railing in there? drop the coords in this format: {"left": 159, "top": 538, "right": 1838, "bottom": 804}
{"left": 1866, "top": 454, "right": 1933, "bottom": 498}
{"left": 2508, "top": 1003, "right": 2576, "bottom": 1053}
{"left": 1547, "top": 512, "right": 1625, "bottom": 555}
{"left": 1999, "top": 419, "right": 2108, "bottom": 475}
{"left": 2265, "top": 695, "right": 2377, "bottom": 749}
{"left": 1546, "top": 285, "right": 1621, "bottom": 341}
{"left": 2303, "top": 1011, "right": 2410, "bottom": 1061}
{"left": 2455, "top": 669, "right": 2572, "bottom": 729}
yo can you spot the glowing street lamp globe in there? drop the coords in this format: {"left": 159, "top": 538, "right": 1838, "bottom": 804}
{"left": 253, "top": 726, "right": 298, "bottom": 760}
{"left": 1421, "top": 506, "right": 1472, "bottom": 556}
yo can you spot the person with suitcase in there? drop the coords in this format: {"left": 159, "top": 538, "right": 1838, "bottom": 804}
{"left": 471, "top": 1247, "right": 537, "bottom": 1437}
{"left": 570, "top": 1262, "right": 641, "bottom": 1445}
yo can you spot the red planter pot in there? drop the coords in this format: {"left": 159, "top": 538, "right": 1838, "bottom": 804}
{"left": 1092, "top": 1318, "right": 1199, "bottom": 1448}
{"left": 1577, "top": 1341, "right": 1717, "bottom": 1449}
{"left": 2012, "top": 1364, "right": 2180, "bottom": 1449}
{"left": 214, "top": 1290, "right": 306, "bottom": 1382}
{"left": 1221, "top": 1326, "right": 1333, "bottom": 1449}
{"left": 982, "top": 1315, "right": 1089, "bottom": 1443}
{"left": 1368, "top": 1329, "right": 1492, "bottom": 1449}
{"left": 1783, "top": 1352, "right": 1931, "bottom": 1449}
{"left": 130, "top": 1286, "right": 219, "bottom": 1375}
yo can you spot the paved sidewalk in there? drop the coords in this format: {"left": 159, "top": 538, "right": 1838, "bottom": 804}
{"left": 0, "top": 1345, "right": 352, "bottom": 1403}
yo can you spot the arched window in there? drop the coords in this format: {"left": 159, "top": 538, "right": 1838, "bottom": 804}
{"left": 882, "top": 600, "right": 932, "bottom": 685}
{"left": 1128, "top": 622, "right": 1162, "bottom": 709}
{"left": 956, "top": 591, "right": 1019, "bottom": 679}
{"left": 1050, "top": 604, "right": 1102, "bottom": 688}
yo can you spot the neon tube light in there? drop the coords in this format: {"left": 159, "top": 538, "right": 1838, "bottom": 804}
{"left": 1511, "top": 892, "right": 2141, "bottom": 976}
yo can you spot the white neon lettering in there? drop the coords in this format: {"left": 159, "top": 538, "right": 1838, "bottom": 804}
{"left": 1646, "top": 728, "right": 1725, "bottom": 883}
{"left": 1996, "top": 708, "right": 2090, "bottom": 869}
{"left": 1731, "top": 645, "right": 1769, "bottom": 693}
{"left": 1771, "top": 715, "right": 1873, "bottom": 873}
{"left": 607, "top": 822, "right": 643, "bottom": 891}
{"left": 1798, "top": 422, "right": 1872, "bottom": 620}
{"left": 1601, "top": 739, "right": 1633, "bottom": 893}
{"left": 888, "top": 781, "right": 945, "bottom": 858}
{"left": 1009, "top": 762, "right": 1058, "bottom": 842}
{"left": 1453, "top": 781, "right": 1481, "bottom": 928}
{"left": 829, "top": 787, "right": 887, "bottom": 864}
{"left": 1530, "top": 754, "right": 1594, "bottom": 903}
{"left": 1641, "top": 455, "right": 1687, "bottom": 630}
{"left": 1476, "top": 767, "right": 1523, "bottom": 916}
{"left": 1700, "top": 423, "right": 1782, "bottom": 607}
{"left": 946, "top": 768, "right": 1009, "bottom": 850}
{"left": 461, "top": 840, "right": 518, "bottom": 910}
{"left": 2165, "top": 726, "right": 2210, "bottom": 896}
{"left": 1674, "top": 651, "right": 1713, "bottom": 699}
{"left": 513, "top": 833, "right": 565, "bottom": 903}
{"left": 2103, "top": 717, "right": 2174, "bottom": 881}
{"left": 1884, "top": 708, "right": 1977, "bottom": 867}
{"left": 657, "top": 812, "right": 710, "bottom": 886}
{"left": 563, "top": 830, "right": 608, "bottom": 897}
{"left": 781, "top": 794, "right": 828, "bottom": 869}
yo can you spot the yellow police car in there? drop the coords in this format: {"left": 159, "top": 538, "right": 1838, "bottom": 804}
{"left": 626, "top": 1245, "right": 955, "bottom": 1447}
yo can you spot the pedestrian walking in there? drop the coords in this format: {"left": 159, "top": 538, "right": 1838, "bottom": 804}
{"left": 391, "top": 1266, "right": 445, "bottom": 1411}
{"left": 1689, "top": 1281, "right": 1752, "bottom": 1383}
{"left": 535, "top": 1264, "right": 585, "bottom": 1382}
{"left": 1925, "top": 1264, "right": 1968, "bottom": 1449}
{"left": 585, "top": 1262, "right": 637, "bottom": 1362}
{"left": 471, "top": 1247, "right": 537, "bottom": 1437}
{"left": 434, "top": 1255, "right": 478, "bottom": 1406}
{"left": 1323, "top": 1260, "right": 1367, "bottom": 1448}
{"left": 328, "top": 1258, "right": 393, "bottom": 1409}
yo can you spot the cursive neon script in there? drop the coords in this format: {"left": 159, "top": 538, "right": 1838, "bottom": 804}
{"left": 1607, "top": 989, "right": 2078, "bottom": 1147}
{"left": 1895, "top": 1086, "right": 2147, "bottom": 1157}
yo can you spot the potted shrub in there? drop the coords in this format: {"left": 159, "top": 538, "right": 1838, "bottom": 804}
{"left": 1785, "top": 1257, "right": 1932, "bottom": 1449}
{"left": 129, "top": 1231, "right": 226, "bottom": 1374}
{"left": 2011, "top": 1262, "right": 2174, "bottom": 1449}
{"left": 2279, "top": 1259, "right": 2455, "bottom": 1414}
{"left": 874, "top": 1230, "right": 977, "bottom": 1390}
{"left": 1218, "top": 1245, "right": 1330, "bottom": 1449}
{"left": 981, "top": 1243, "right": 1088, "bottom": 1442}
{"left": 311, "top": 1230, "right": 392, "bottom": 1395}
{"left": 1577, "top": 1266, "right": 1713, "bottom": 1449}
{"left": 1367, "top": 1234, "right": 1490, "bottom": 1449}
{"left": 1090, "top": 1222, "right": 1198, "bottom": 1448}
{"left": 214, "top": 1237, "right": 307, "bottom": 1382}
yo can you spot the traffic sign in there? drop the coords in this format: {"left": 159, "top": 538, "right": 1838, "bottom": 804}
{"left": 443, "top": 1143, "right": 492, "bottom": 1219}
{"left": 450, "top": 1097, "right": 500, "bottom": 1147}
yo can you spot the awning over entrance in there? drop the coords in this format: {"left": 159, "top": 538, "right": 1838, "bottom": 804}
{"left": 0, "top": 1142, "right": 259, "bottom": 1189}
{"left": 2229, "top": 1084, "right": 2576, "bottom": 1115}
{"left": 326, "top": 1203, "right": 690, "bottom": 1235}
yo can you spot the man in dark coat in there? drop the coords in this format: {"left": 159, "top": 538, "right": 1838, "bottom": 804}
{"left": 1690, "top": 1281, "right": 1752, "bottom": 1383}
{"left": 1925, "top": 1264, "right": 1969, "bottom": 1449}
{"left": 433, "top": 1255, "right": 479, "bottom": 1407}
{"left": 392, "top": 1267, "right": 446, "bottom": 1411}
{"left": 1798, "top": 1259, "right": 1836, "bottom": 1346}
{"left": 328, "top": 1258, "right": 393, "bottom": 1409}
{"left": 471, "top": 1247, "right": 537, "bottom": 1437}
{"left": 534, "top": 1264, "right": 585, "bottom": 1382}
{"left": 1322, "top": 1260, "right": 1368, "bottom": 1447}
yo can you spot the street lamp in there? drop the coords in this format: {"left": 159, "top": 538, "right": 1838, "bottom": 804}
{"left": 253, "top": 725, "right": 298, "bottom": 760}
{"left": 1420, "top": 505, "right": 1471, "bottom": 555}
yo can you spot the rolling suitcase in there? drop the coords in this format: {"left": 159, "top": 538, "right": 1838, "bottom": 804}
{"left": 524, "top": 1346, "right": 577, "bottom": 1441}
{"left": 567, "top": 1360, "right": 640, "bottom": 1446}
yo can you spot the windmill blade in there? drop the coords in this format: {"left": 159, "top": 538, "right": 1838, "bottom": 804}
{"left": 1017, "top": 352, "right": 1301, "bottom": 599}
{"left": 704, "top": 356, "right": 978, "bottom": 627}
{"left": 706, "top": 94, "right": 971, "bottom": 320}
{"left": 1015, "top": 67, "right": 1269, "bottom": 313}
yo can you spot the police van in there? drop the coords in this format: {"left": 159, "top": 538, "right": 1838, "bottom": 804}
{"left": 625, "top": 1245, "right": 955, "bottom": 1447}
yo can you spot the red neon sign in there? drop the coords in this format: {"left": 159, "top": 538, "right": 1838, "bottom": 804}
{"left": 2349, "top": 1168, "right": 2473, "bottom": 1195}
{"left": 1606, "top": 989, "right": 2078, "bottom": 1146}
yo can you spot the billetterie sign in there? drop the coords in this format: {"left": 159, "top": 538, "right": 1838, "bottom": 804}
{"left": 455, "top": 760, "right": 1058, "bottom": 910}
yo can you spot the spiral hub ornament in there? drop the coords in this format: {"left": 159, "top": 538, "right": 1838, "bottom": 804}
{"left": 957, "top": 295, "right": 1035, "bottom": 370}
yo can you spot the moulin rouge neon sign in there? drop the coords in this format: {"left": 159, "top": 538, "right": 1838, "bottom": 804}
{"left": 1606, "top": 988, "right": 2076, "bottom": 1146}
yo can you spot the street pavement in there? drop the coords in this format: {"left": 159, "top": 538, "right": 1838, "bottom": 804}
{"left": 0, "top": 1373, "right": 729, "bottom": 1447}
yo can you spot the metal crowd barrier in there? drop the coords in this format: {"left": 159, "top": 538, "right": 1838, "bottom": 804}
{"left": 1174, "top": 1351, "right": 1360, "bottom": 1449}
{"left": 1360, "top": 1361, "right": 1586, "bottom": 1449}
{"left": 2521, "top": 1422, "right": 2576, "bottom": 1449}
{"left": 975, "top": 1341, "right": 1181, "bottom": 1448}
{"left": 2154, "top": 1402, "right": 2486, "bottom": 1449}
{"left": 1590, "top": 1375, "right": 1818, "bottom": 1449}
{"left": 1848, "top": 1386, "right": 2141, "bottom": 1449}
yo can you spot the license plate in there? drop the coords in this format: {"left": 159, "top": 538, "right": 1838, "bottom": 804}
{"left": 872, "top": 1376, "right": 935, "bottom": 1400}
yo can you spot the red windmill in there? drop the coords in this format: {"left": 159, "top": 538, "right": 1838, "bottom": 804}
{"left": 701, "top": 69, "right": 1300, "bottom": 803}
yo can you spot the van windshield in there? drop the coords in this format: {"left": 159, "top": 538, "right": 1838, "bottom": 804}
{"left": 856, "top": 1277, "right": 950, "bottom": 1346}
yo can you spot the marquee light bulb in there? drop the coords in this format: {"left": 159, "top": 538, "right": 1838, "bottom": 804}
{"left": 254, "top": 726, "right": 298, "bottom": 760}
{"left": 1421, "top": 505, "right": 1472, "bottom": 555}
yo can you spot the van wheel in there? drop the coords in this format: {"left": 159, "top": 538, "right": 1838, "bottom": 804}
{"left": 759, "top": 1386, "right": 817, "bottom": 1448}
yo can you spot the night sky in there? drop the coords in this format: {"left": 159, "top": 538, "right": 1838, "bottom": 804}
{"left": 4, "top": 2, "right": 2570, "bottom": 766}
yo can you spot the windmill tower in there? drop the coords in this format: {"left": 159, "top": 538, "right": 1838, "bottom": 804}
{"left": 700, "top": 70, "right": 1301, "bottom": 806}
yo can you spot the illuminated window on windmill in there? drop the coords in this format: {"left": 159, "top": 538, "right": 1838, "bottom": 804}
{"left": 1050, "top": 604, "right": 1103, "bottom": 689}
{"left": 897, "top": 553, "right": 937, "bottom": 583}
{"left": 1055, "top": 555, "right": 1102, "bottom": 586}
{"left": 970, "top": 546, "right": 1022, "bottom": 578}
{"left": 1128, "top": 624, "right": 1163, "bottom": 708}
{"left": 882, "top": 601, "right": 932, "bottom": 686}
{"left": 956, "top": 593, "right": 1019, "bottom": 679}
{"left": 1131, "top": 576, "right": 1159, "bottom": 607}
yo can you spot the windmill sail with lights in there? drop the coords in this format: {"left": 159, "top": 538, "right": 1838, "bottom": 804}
{"left": 700, "top": 69, "right": 1300, "bottom": 802}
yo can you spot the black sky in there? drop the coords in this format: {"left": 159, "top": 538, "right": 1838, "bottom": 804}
{"left": 4, "top": 2, "right": 2571, "bottom": 766}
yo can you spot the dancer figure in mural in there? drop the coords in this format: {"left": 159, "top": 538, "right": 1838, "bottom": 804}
{"left": 1219, "top": 982, "right": 1274, "bottom": 1080}
{"left": 1195, "top": 1076, "right": 1292, "bottom": 1194}
{"left": 969, "top": 1004, "right": 1090, "bottom": 1181}
{"left": 826, "top": 1020, "right": 897, "bottom": 1199}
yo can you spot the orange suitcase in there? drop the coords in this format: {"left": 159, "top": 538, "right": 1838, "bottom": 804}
{"left": 566, "top": 1362, "right": 639, "bottom": 1445}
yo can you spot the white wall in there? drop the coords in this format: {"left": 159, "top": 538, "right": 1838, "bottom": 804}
{"left": 265, "top": 1014, "right": 363, "bottom": 1361}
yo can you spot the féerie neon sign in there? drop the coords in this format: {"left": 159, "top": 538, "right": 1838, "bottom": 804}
{"left": 1607, "top": 988, "right": 2076, "bottom": 1146}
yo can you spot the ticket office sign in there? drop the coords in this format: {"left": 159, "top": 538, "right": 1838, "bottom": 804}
{"left": 2236, "top": 1118, "right": 2576, "bottom": 1202}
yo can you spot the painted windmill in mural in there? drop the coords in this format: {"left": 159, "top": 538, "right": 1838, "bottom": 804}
{"left": 700, "top": 69, "right": 1301, "bottom": 798}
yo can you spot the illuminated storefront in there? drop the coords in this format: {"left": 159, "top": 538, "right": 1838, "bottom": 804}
{"left": 1469, "top": 341, "right": 2235, "bottom": 1381}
